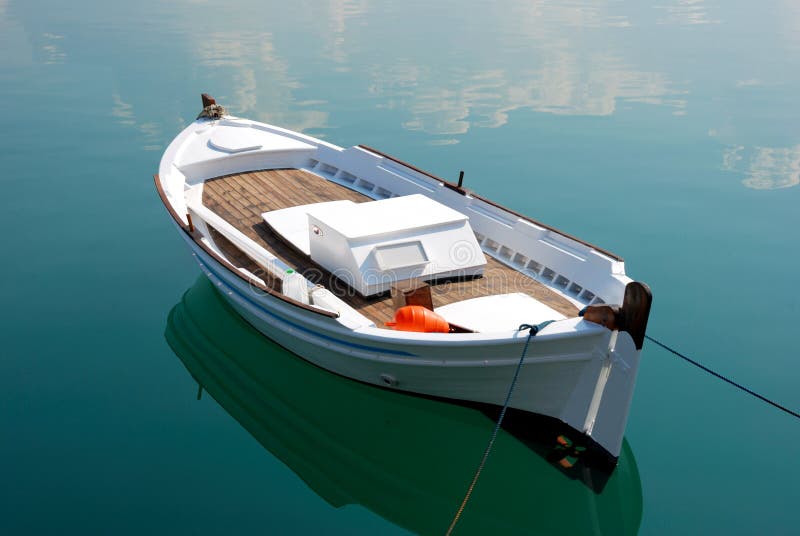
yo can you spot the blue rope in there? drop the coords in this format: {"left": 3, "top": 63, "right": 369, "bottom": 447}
{"left": 645, "top": 335, "right": 800, "bottom": 420}
{"left": 445, "top": 326, "right": 799, "bottom": 535}
{"left": 445, "top": 321, "right": 553, "bottom": 536}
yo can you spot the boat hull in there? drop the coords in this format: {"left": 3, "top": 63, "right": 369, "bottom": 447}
{"left": 182, "top": 230, "right": 641, "bottom": 460}
{"left": 166, "top": 275, "right": 644, "bottom": 533}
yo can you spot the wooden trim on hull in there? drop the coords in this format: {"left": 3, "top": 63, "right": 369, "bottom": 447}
{"left": 358, "top": 145, "right": 624, "bottom": 262}
{"left": 153, "top": 174, "right": 340, "bottom": 319}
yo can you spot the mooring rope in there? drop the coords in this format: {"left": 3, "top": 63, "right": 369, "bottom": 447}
{"left": 445, "top": 328, "right": 798, "bottom": 534}
{"left": 645, "top": 335, "right": 800, "bottom": 420}
{"left": 445, "top": 321, "right": 552, "bottom": 536}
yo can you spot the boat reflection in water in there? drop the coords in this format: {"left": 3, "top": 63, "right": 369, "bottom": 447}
{"left": 165, "top": 277, "right": 643, "bottom": 535}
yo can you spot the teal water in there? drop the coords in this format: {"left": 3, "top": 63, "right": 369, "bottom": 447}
{"left": 1, "top": 0, "right": 799, "bottom": 534}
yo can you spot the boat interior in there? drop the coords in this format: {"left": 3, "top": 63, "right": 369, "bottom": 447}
{"left": 193, "top": 168, "right": 581, "bottom": 328}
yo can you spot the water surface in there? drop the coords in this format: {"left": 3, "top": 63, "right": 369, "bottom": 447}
{"left": 1, "top": 0, "right": 799, "bottom": 533}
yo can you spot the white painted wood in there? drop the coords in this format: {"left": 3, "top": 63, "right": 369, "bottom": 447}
{"left": 185, "top": 188, "right": 285, "bottom": 281}
{"left": 435, "top": 293, "right": 567, "bottom": 333}
{"left": 305, "top": 194, "right": 486, "bottom": 296}
{"left": 263, "top": 200, "right": 357, "bottom": 256}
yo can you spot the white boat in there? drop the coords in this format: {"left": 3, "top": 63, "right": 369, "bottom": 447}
{"left": 155, "top": 94, "right": 652, "bottom": 464}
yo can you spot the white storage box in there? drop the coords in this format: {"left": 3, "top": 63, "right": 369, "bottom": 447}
{"left": 263, "top": 194, "right": 486, "bottom": 296}
{"left": 435, "top": 293, "right": 567, "bottom": 333}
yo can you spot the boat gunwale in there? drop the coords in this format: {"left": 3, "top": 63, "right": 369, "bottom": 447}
{"left": 357, "top": 144, "right": 624, "bottom": 262}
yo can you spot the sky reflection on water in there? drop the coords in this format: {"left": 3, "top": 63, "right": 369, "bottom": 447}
{"left": 1, "top": 0, "right": 800, "bottom": 534}
{"left": 4, "top": 0, "right": 798, "bottom": 189}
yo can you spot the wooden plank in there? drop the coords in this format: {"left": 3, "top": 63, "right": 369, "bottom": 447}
{"left": 236, "top": 172, "right": 288, "bottom": 206}
{"left": 202, "top": 169, "right": 579, "bottom": 326}
{"left": 239, "top": 172, "right": 275, "bottom": 199}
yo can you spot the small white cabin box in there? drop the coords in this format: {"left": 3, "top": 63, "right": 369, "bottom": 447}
{"left": 266, "top": 194, "right": 486, "bottom": 296}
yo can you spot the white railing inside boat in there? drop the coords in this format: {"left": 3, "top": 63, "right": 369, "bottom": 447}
{"left": 185, "top": 196, "right": 285, "bottom": 280}
{"left": 185, "top": 188, "right": 359, "bottom": 320}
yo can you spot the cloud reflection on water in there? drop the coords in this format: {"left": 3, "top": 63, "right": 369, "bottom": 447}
{"left": 358, "top": 1, "right": 689, "bottom": 140}
{"left": 111, "top": 92, "right": 163, "bottom": 151}
{"left": 141, "top": 0, "right": 690, "bottom": 142}
{"left": 385, "top": 59, "right": 687, "bottom": 138}
{"left": 41, "top": 32, "right": 65, "bottom": 64}
{"left": 195, "top": 30, "right": 330, "bottom": 133}
{"left": 326, "top": 0, "right": 368, "bottom": 70}
{"left": 656, "top": 0, "right": 720, "bottom": 26}
{"left": 723, "top": 144, "right": 800, "bottom": 190}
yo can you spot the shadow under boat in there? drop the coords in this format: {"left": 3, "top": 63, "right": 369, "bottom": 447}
{"left": 165, "top": 277, "right": 643, "bottom": 535}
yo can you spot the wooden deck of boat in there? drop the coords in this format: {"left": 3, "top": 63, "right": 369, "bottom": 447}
{"left": 201, "top": 169, "right": 579, "bottom": 326}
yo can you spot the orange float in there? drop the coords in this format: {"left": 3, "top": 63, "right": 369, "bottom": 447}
{"left": 385, "top": 306, "right": 450, "bottom": 333}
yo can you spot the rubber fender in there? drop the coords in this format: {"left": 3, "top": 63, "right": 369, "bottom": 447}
{"left": 385, "top": 305, "right": 450, "bottom": 333}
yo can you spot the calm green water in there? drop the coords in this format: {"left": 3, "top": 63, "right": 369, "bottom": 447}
{"left": 1, "top": 0, "right": 799, "bottom": 534}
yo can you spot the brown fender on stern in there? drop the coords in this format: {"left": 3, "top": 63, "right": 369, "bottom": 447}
{"left": 582, "top": 282, "right": 652, "bottom": 350}
{"left": 620, "top": 282, "right": 652, "bottom": 349}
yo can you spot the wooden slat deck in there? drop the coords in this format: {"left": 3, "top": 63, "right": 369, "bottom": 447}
{"left": 201, "top": 169, "right": 579, "bottom": 326}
